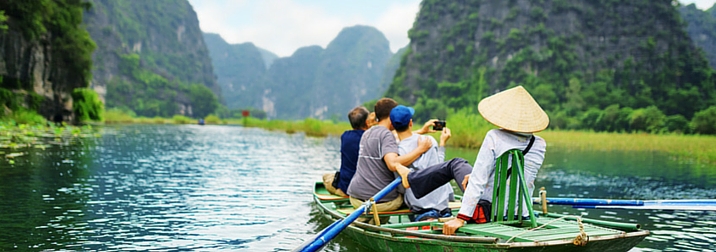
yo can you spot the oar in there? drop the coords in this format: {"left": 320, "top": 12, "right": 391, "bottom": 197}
{"left": 533, "top": 197, "right": 716, "bottom": 211}
{"left": 296, "top": 178, "right": 402, "bottom": 252}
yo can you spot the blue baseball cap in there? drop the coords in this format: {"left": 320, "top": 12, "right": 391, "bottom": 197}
{"left": 390, "top": 105, "right": 414, "bottom": 129}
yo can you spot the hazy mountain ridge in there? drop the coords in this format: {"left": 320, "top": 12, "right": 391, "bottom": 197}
{"left": 680, "top": 3, "right": 716, "bottom": 68}
{"left": 206, "top": 25, "right": 396, "bottom": 120}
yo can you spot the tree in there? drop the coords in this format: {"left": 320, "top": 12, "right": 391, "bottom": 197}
{"left": 691, "top": 106, "right": 716, "bottom": 134}
{"left": 72, "top": 88, "right": 104, "bottom": 122}
{"left": 188, "top": 84, "right": 219, "bottom": 118}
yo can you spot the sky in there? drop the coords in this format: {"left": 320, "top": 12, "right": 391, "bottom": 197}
{"left": 189, "top": 0, "right": 716, "bottom": 58}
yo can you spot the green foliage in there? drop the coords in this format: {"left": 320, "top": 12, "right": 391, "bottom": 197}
{"left": 386, "top": 0, "right": 716, "bottom": 135}
{"left": 71, "top": 88, "right": 104, "bottom": 122}
{"left": 106, "top": 53, "right": 219, "bottom": 118}
{"left": 691, "top": 106, "right": 716, "bottom": 134}
{"left": 9, "top": 109, "right": 46, "bottom": 125}
{"left": 104, "top": 108, "right": 135, "bottom": 123}
{"left": 629, "top": 106, "right": 666, "bottom": 133}
{"left": 171, "top": 115, "right": 192, "bottom": 124}
{"left": 0, "top": 88, "right": 20, "bottom": 110}
{"left": 0, "top": 10, "right": 7, "bottom": 31}
{"left": 28, "top": 93, "right": 44, "bottom": 111}
{"left": 204, "top": 114, "right": 221, "bottom": 124}
{"left": 85, "top": 0, "right": 216, "bottom": 91}
{"left": 189, "top": 84, "right": 219, "bottom": 118}
{"left": 0, "top": 0, "right": 95, "bottom": 89}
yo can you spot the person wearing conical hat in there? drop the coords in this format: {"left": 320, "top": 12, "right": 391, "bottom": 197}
{"left": 395, "top": 86, "right": 548, "bottom": 235}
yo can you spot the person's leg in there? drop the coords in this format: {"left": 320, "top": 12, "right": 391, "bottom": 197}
{"left": 322, "top": 173, "right": 341, "bottom": 196}
{"left": 349, "top": 195, "right": 403, "bottom": 224}
{"left": 407, "top": 158, "right": 472, "bottom": 199}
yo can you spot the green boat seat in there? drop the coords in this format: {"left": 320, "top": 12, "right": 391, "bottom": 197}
{"left": 491, "top": 149, "right": 538, "bottom": 228}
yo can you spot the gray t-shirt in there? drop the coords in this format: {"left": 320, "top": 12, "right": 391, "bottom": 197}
{"left": 347, "top": 125, "right": 400, "bottom": 202}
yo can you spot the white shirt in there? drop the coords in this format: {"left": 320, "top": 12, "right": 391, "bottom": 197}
{"left": 458, "top": 129, "right": 546, "bottom": 218}
{"left": 398, "top": 134, "right": 453, "bottom": 213}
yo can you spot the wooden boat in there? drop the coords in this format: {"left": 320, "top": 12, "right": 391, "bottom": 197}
{"left": 313, "top": 181, "right": 649, "bottom": 252}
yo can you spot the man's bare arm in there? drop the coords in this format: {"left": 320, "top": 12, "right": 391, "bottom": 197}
{"left": 384, "top": 152, "right": 412, "bottom": 189}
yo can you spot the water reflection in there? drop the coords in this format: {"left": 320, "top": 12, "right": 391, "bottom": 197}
{"left": 0, "top": 125, "right": 713, "bottom": 251}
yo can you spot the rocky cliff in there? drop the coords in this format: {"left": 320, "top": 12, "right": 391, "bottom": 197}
{"left": 84, "top": 0, "right": 219, "bottom": 117}
{"left": 0, "top": 1, "right": 95, "bottom": 121}
{"left": 680, "top": 3, "right": 716, "bottom": 68}
{"left": 387, "top": 0, "right": 715, "bottom": 125}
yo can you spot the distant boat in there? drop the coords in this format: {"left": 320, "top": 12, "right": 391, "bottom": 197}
{"left": 198, "top": 119, "right": 205, "bottom": 125}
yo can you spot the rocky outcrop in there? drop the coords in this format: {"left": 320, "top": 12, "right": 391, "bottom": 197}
{"left": 0, "top": 1, "right": 95, "bottom": 122}
{"left": 680, "top": 3, "right": 716, "bottom": 68}
{"left": 387, "top": 0, "right": 714, "bottom": 120}
{"left": 83, "top": 0, "right": 220, "bottom": 116}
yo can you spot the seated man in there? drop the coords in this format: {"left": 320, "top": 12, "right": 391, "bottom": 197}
{"left": 394, "top": 86, "right": 548, "bottom": 235}
{"left": 347, "top": 98, "right": 433, "bottom": 224}
{"left": 322, "top": 106, "right": 371, "bottom": 197}
{"left": 390, "top": 105, "right": 454, "bottom": 221}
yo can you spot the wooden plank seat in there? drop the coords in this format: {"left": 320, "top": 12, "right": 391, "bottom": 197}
{"left": 313, "top": 182, "right": 349, "bottom": 202}
{"left": 337, "top": 201, "right": 462, "bottom": 216}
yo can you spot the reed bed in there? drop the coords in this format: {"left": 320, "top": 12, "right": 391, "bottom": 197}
{"left": 101, "top": 108, "right": 716, "bottom": 165}
{"left": 538, "top": 131, "right": 716, "bottom": 165}
{"left": 241, "top": 117, "right": 348, "bottom": 137}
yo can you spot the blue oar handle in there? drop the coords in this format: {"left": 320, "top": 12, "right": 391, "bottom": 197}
{"left": 299, "top": 178, "right": 402, "bottom": 252}
{"left": 533, "top": 197, "right": 644, "bottom": 206}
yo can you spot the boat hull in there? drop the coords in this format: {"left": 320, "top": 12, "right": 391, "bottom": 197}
{"left": 312, "top": 182, "right": 648, "bottom": 252}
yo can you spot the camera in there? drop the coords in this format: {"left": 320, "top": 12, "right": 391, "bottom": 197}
{"left": 433, "top": 120, "right": 446, "bottom": 131}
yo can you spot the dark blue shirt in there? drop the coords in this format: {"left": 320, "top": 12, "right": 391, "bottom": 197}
{"left": 337, "top": 129, "right": 364, "bottom": 194}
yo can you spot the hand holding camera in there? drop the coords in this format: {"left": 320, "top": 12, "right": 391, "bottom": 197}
{"left": 432, "top": 120, "right": 446, "bottom": 131}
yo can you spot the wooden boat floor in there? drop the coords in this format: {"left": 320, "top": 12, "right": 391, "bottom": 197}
{"left": 458, "top": 217, "right": 626, "bottom": 242}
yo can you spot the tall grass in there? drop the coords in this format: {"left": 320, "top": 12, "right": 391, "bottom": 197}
{"left": 7, "top": 109, "right": 46, "bottom": 125}
{"left": 242, "top": 117, "right": 348, "bottom": 137}
{"left": 538, "top": 131, "right": 716, "bottom": 165}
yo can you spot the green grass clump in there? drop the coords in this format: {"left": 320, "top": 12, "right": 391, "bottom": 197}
{"left": 171, "top": 115, "right": 192, "bottom": 124}
{"left": 204, "top": 114, "right": 221, "bottom": 124}
{"left": 8, "top": 109, "right": 46, "bottom": 125}
{"left": 104, "top": 108, "right": 135, "bottom": 124}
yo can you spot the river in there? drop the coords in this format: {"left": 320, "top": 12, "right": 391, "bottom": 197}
{"left": 0, "top": 125, "right": 713, "bottom": 251}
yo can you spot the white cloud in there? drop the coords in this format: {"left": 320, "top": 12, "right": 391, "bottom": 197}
{"left": 373, "top": 2, "right": 420, "bottom": 52}
{"left": 680, "top": 0, "right": 716, "bottom": 9}
{"left": 190, "top": 0, "right": 420, "bottom": 57}
{"left": 192, "top": 1, "right": 708, "bottom": 57}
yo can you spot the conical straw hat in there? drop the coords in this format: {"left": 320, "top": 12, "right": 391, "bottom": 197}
{"left": 478, "top": 86, "right": 549, "bottom": 133}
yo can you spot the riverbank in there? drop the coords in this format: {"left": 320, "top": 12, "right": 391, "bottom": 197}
{"left": 237, "top": 117, "right": 716, "bottom": 165}
{"left": 99, "top": 110, "right": 716, "bottom": 165}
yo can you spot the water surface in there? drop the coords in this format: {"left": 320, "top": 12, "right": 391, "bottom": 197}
{"left": 0, "top": 125, "right": 713, "bottom": 251}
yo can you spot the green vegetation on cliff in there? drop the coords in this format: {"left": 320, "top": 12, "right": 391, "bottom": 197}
{"left": 106, "top": 53, "right": 218, "bottom": 118}
{"left": 84, "top": 0, "right": 219, "bottom": 119}
{"left": 680, "top": 3, "right": 716, "bottom": 68}
{"left": 387, "top": 0, "right": 716, "bottom": 134}
{"left": 0, "top": 0, "right": 97, "bottom": 122}
{"left": 1, "top": 0, "right": 95, "bottom": 87}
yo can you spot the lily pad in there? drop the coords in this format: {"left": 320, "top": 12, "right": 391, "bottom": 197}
{"left": 5, "top": 152, "right": 24, "bottom": 159}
